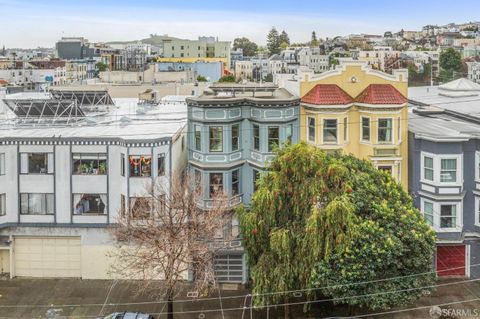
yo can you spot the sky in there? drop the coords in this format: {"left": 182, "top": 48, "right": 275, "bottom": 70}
{"left": 1, "top": 0, "right": 480, "bottom": 48}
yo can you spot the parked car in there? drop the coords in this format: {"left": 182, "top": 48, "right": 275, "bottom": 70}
{"left": 101, "top": 312, "right": 155, "bottom": 319}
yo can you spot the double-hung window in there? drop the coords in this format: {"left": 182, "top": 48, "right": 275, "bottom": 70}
{"left": 440, "top": 159, "right": 457, "bottom": 183}
{"left": 157, "top": 154, "right": 165, "bottom": 176}
{"left": 323, "top": 119, "right": 337, "bottom": 144}
{"left": 209, "top": 173, "right": 223, "bottom": 198}
{"left": 194, "top": 125, "right": 202, "bottom": 151}
{"left": 378, "top": 118, "right": 393, "bottom": 143}
{"left": 253, "top": 124, "right": 260, "bottom": 151}
{"left": 231, "top": 124, "right": 240, "bottom": 151}
{"left": 308, "top": 117, "right": 316, "bottom": 142}
{"left": 361, "top": 117, "right": 370, "bottom": 141}
{"left": 286, "top": 124, "right": 293, "bottom": 144}
{"left": 440, "top": 204, "right": 456, "bottom": 228}
{"left": 423, "top": 156, "right": 434, "bottom": 182}
{"left": 268, "top": 127, "right": 279, "bottom": 152}
{"left": 421, "top": 153, "right": 460, "bottom": 185}
{"left": 422, "top": 200, "right": 434, "bottom": 226}
{"left": 232, "top": 169, "right": 240, "bottom": 196}
{"left": 20, "top": 193, "right": 54, "bottom": 215}
{"left": 209, "top": 126, "right": 223, "bottom": 152}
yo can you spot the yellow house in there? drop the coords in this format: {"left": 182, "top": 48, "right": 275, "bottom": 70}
{"left": 299, "top": 61, "right": 409, "bottom": 188}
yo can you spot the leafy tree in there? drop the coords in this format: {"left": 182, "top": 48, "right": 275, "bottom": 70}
{"left": 263, "top": 73, "right": 273, "bottom": 82}
{"left": 311, "top": 31, "right": 320, "bottom": 47}
{"left": 218, "top": 75, "right": 236, "bottom": 83}
{"left": 239, "top": 143, "right": 436, "bottom": 317}
{"left": 96, "top": 62, "right": 108, "bottom": 72}
{"left": 280, "top": 42, "right": 289, "bottom": 50}
{"left": 279, "top": 30, "right": 290, "bottom": 46}
{"left": 267, "top": 27, "right": 281, "bottom": 56}
{"left": 439, "top": 48, "right": 462, "bottom": 74}
{"left": 232, "top": 37, "right": 258, "bottom": 57}
{"left": 196, "top": 75, "right": 207, "bottom": 82}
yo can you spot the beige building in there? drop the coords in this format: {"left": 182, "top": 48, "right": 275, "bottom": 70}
{"left": 234, "top": 60, "right": 253, "bottom": 80}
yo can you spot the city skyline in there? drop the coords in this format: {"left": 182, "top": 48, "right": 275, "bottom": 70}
{"left": 1, "top": 0, "right": 479, "bottom": 48}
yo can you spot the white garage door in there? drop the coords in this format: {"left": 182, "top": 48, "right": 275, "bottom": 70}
{"left": 14, "top": 237, "right": 81, "bottom": 278}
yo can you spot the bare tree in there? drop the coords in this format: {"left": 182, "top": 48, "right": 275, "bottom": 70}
{"left": 110, "top": 173, "right": 232, "bottom": 319}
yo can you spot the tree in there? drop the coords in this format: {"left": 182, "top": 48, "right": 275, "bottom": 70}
{"left": 279, "top": 30, "right": 290, "bottom": 46}
{"left": 218, "top": 75, "right": 236, "bottom": 83}
{"left": 96, "top": 62, "right": 108, "bottom": 72}
{"left": 311, "top": 31, "right": 320, "bottom": 47}
{"left": 239, "top": 143, "right": 435, "bottom": 317}
{"left": 263, "top": 73, "right": 273, "bottom": 82}
{"left": 196, "top": 75, "right": 207, "bottom": 82}
{"left": 439, "top": 47, "right": 462, "bottom": 82}
{"left": 110, "top": 174, "right": 231, "bottom": 319}
{"left": 267, "top": 27, "right": 281, "bottom": 56}
{"left": 232, "top": 37, "right": 258, "bottom": 57}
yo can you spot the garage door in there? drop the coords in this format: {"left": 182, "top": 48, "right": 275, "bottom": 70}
{"left": 436, "top": 245, "right": 466, "bottom": 277}
{"left": 14, "top": 237, "right": 81, "bottom": 278}
{"left": 214, "top": 253, "right": 244, "bottom": 283}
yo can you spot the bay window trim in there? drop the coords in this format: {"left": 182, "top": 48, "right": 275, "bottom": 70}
{"left": 420, "top": 197, "right": 462, "bottom": 232}
{"left": 420, "top": 152, "right": 462, "bottom": 186}
{"left": 322, "top": 118, "right": 338, "bottom": 145}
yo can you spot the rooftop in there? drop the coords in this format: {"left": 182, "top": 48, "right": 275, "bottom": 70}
{"left": 301, "top": 84, "right": 353, "bottom": 105}
{"left": 355, "top": 84, "right": 407, "bottom": 105}
{"left": 0, "top": 93, "right": 187, "bottom": 142}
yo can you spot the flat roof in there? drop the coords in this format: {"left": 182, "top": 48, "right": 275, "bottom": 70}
{"left": 0, "top": 94, "right": 187, "bottom": 142}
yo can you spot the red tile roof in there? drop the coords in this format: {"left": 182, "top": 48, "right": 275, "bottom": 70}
{"left": 301, "top": 84, "right": 354, "bottom": 105}
{"left": 0, "top": 79, "right": 8, "bottom": 86}
{"left": 355, "top": 84, "right": 407, "bottom": 105}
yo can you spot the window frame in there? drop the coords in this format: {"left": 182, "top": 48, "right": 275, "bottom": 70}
{"left": 21, "top": 152, "right": 53, "bottom": 174}
{"left": 421, "top": 199, "right": 434, "bottom": 227}
{"left": 72, "top": 193, "right": 107, "bottom": 215}
{"left": 157, "top": 154, "right": 166, "bottom": 176}
{"left": 267, "top": 126, "right": 280, "bottom": 152}
{"left": 377, "top": 118, "right": 393, "bottom": 144}
{"left": 307, "top": 116, "right": 316, "bottom": 143}
{"left": 0, "top": 193, "right": 5, "bottom": 216}
{"left": 128, "top": 155, "right": 152, "bottom": 178}
{"left": 420, "top": 152, "right": 462, "bottom": 186}
{"left": 322, "top": 118, "right": 338, "bottom": 144}
{"left": 121, "top": 153, "right": 125, "bottom": 177}
{"left": 0, "top": 153, "right": 4, "bottom": 176}
{"left": 253, "top": 124, "right": 260, "bottom": 151}
{"left": 231, "top": 169, "right": 240, "bottom": 196}
{"left": 209, "top": 126, "right": 223, "bottom": 153}
{"left": 420, "top": 198, "right": 462, "bottom": 231}
{"left": 475, "top": 197, "right": 480, "bottom": 227}
{"left": 20, "top": 193, "right": 54, "bottom": 215}
{"left": 343, "top": 117, "right": 348, "bottom": 143}
{"left": 286, "top": 124, "right": 293, "bottom": 144}
{"left": 231, "top": 124, "right": 240, "bottom": 152}
{"left": 361, "top": 116, "right": 371, "bottom": 142}
{"left": 72, "top": 153, "right": 107, "bottom": 175}
{"left": 194, "top": 125, "right": 202, "bottom": 152}
{"left": 209, "top": 172, "right": 224, "bottom": 198}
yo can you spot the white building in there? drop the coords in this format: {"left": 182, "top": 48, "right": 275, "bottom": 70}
{"left": 0, "top": 90, "right": 187, "bottom": 279}
{"left": 297, "top": 47, "right": 329, "bottom": 73}
{"left": 467, "top": 61, "right": 480, "bottom": 83}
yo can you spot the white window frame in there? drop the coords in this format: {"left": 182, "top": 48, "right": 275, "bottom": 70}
{"left": 420, "top": 152, "right": 462, "bottom": 186}
{"left": 0, "top": 153, "right": 4, "bottom": 175}
{"left": 322, "top": 118, "right": 338, "bottom": 145}
{"left": 307, "top": 116, "right": 316, "bottom": 143}
{"left": 475, "top": 197, "right": 480, "bottom": 227}
{"left": 376, "top": 164, "right": 394, "bottom": 177}
{"left": 421, "top": 198, "right": 434, "bottom": 227}
{"left": 475, "top": 151, "right": 480, "bottom": 182}
{"left": 377, "top": 118, "right": 394, "bottom": 144}
{"left": 0, "top": 193, "right": 5, "bottom": 216}
{"left": 420, "top": 198, "right": 462, "bottom": 232}
{"left": 360, "top": 116, "right": 371, "bottom": 142}
{"left": 343, "top": 117, "right": 348, "bottom": 143}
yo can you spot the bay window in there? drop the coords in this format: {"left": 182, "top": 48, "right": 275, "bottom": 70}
{"left": 73, "top": 194, "right": 107, "bottom": 215}
{"left": 361, "top": 117, "right": 370, "bottom": 141}
{"left": 253, "top": 124, "right": 260, "bottom": 151}
{"left": 423, "top": 156, "right": 434, "bottom": 181}
{"left": 440, "top": 159, "right": 457, "bottom": 183}
{"left": 209, "top": 173, "right": 223, "bottom": 198}
{"left": 286, "top": 124, "right": 293, "bottom": 143}
{"left": 232, "top": 169, "right": 240, "bottom": 196}
{"left": 231, "top": 124, "right": 240, "bottom": 151}
{"left": 422, "top": 200, "right": 434, "bottom": 226}
{"left": 268, "top": 127, "right": 279, "bottom": 152}
{"left": 308, "top": 117, "right": 316, "bottom": 142}
{"left": 194, "top": 125, "right": 202, "bottom": 151}
{"left": 20, "top": 193, "right": 54, "bottom": 215}
{"left": 421, "top": 153, "right": 461, "bottom": 185}
{"left": 440, "top": 204, "right": 456, "bottom": 228}
{"left": 209, "top": 126, "right": 223, "bottom": 152}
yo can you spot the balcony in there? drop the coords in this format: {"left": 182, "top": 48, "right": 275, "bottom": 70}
{"left": 197, "top": 194, "right": 243, "bottom": 210}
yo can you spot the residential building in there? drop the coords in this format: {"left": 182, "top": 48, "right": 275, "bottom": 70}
{"left": 65, "top": 60, "right": 96, "bottom": 84}
{"left": 0, "top": 60, "right": 67, "bottom": 90}
{"left": 0, "top": 90, "right": 187, "bottom": 279}
{"left": 299, "top": 61, "right": 409, "bottom": 188}
{"left": 161, "top": 36, "right": 231, "bottom": 69}
{"left": 234, "top": 60, "right": 253, "bottom": 80}
{"left": 186, "top": 84, "right": 300, "bottom": 283}
{"left": 56, "top": 37, "right": 96, "bottom": 60}
{"left": 156, "top": 61, "right": 224, "bottom": 82}
{"left": 297, "top": 47, "right": 329, "bottom": 73}
{"left": 409, "top": 78, "right": 480, "bottom": 278}
{"left": 467, "top": 61, "right": 480, "bottom": 83}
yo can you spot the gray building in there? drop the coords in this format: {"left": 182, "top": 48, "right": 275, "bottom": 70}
{"left": 409, "top": 78, "right": 480, "bottom": 279}
{"left": 186, "top": 84, "right": 300, "bottom": 283}
{"left": 56, "top": 37, "right": 96, "bottom": 60}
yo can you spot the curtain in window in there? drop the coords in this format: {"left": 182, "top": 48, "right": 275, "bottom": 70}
{"left": 99, "top": 195, "right": 107, "bottom": 214}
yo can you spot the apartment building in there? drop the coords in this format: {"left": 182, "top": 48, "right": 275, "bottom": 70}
{"left": 186, "top": 84, "right": 300, "bottom": 283}
{"left": 467, "top": 61, "right": 480, "bottom": 83}
{"left": 0, "top": 90, "right": 187, "bottom": 279}
{"left": 297, "top": 47, "right": 329, "bottom": 73}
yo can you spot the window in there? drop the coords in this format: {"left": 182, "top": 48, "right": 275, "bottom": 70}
{"left": 423, "top": 156, "right": 434, "bottom": 181}
{"left": 268, "top": 127, "right": 279, "bottom": 152}
{"left": 73, "top": 194, "right": 107, "bottom": 215}
{"left": 323, "top": 119, "right": 338, "bottom": 143}
{"left": 343, "top": 117, "right": 348, "bottom": 142}
{"left": 253, "top": 169, "right": 260, "bottom": 192}
{"left": 72, "top": 153, "right": 107, "bottom": 175}
{"left": 194, "top": 169, "right": 202, "bottom": 195}
{"left": 22, "top": 153, "right": 52, "bottom": 174}
{"left": 20, "top": 193, "right": 54, "bottom": 215}
{"left": 231, "top": 124, "right": 240, "bottom": 151}
{"left": 378, "top": 118, "right": 392, "bottom": 143}
{"left": 440, "top": 159, "right": 457, "bottom": 183}
{"left": 423, "top": 201, "right": 434, "bottom": 226}
{"left": 377, "top": 165, "right": 393, "bottom": 176}
{"left": 253, "top": 124, "right": 260, "bottom": 151}
{"left": 0, "top": 194, "right": 5, "bottom": 216}
{"left": 232, "top": 169, "right": 240, "bottom": 196}
{"left": 129, "top": 156, "right": 152, "bottom": 177}
{"left": 308, "top": 117, "right": 316, "bottom": 142}
{"left": 209, "top": 126, "right": 223, "bottom": 152}
{"left": 209, "top": 173, "right": 223, "bottom": 198}
{"left": 397, "top": 117, "right": 401, "bottom": 142}
{"left": 120, "top": 194, "right": 126, "bottom": 216}
{"left": 194, "top": 125, "right": 202, "bottom": 151}
{"left": 286, "top": 124, "right": 293, "bottom": 143}
{"left": 0, "top": 153, "right": 4, "bottom": 175}
{"left": 157, "top": 154, "right": 165, "bottom": 176}
{"left": 440, "top": 204, "right": 456, "bottom": 228}
{"left": 130, "top": 197, "right": 152, "bottom": 218}
{"left": 121, "top": 153, "right": 125, "bottom": 177}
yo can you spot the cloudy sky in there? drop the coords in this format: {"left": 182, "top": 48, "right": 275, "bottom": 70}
{"left": 1, "top": 0, "right": 479, "bottom": 48}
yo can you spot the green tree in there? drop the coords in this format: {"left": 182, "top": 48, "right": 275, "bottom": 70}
{"left": 196, "top": 75, "right": 207, "bottom": 82}
{"left": 240, "top": 143, "right": 435, "bottom": 317}
{"left": 263, "top": 73, "right": 273, "bottom": 82}
{"left": 279, "top": 30, "right": 290, "bottom": 46}
{"left": 311, "top": 31, "right": 320, "bottom": 47}
{"left": 232, "top": 37, "right": 258, "bottom": 57}
{"left": 96, "top": 62, "right": 108, "bottom": 72}
{"left": 218, "top": 75, "right": 236, "bottom": 83}
{"left": 439, "top": 47, "right": 462, "bottom": 82}
{"left": 267, "top": 27, "right": 281, "bottom": 56}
